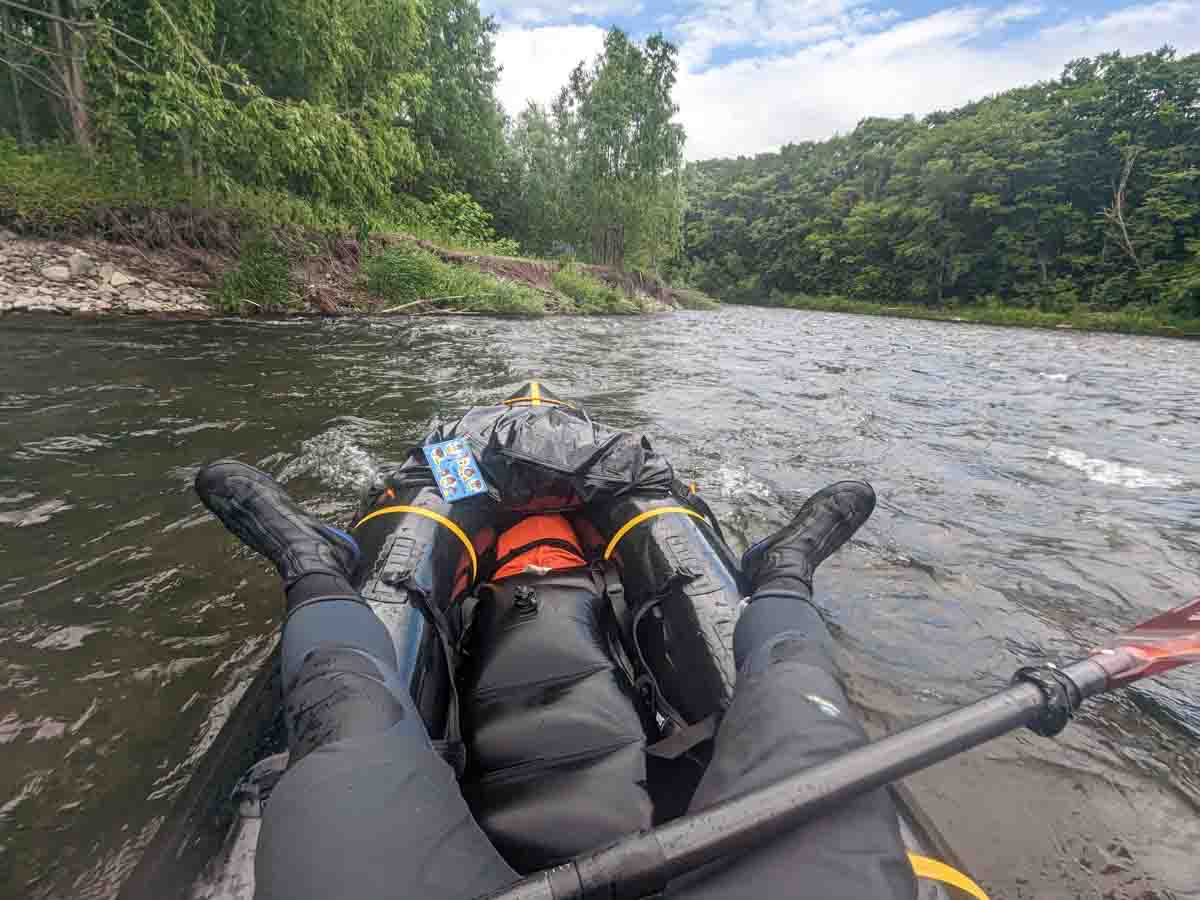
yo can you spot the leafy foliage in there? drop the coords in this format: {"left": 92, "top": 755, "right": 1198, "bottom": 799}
{"left": 678, "top": 49, "right": 1200, "bottom": 321}
{"left": 0, "top": 138, "right": 402, "bottom": 243}
{"left": 398, "top": 189, "right": 521, "bottom": 254}
{"left": 551, "top": 264, "right": 643, "bottom": 314}
{"left": 407, "top": 0, "right": 507, "bottom": 207}
{"left": 0, "top": 0, "right": 509, "bottom": 226}
{"left": 502, "top": 29, "right": 685, "bottom": 272}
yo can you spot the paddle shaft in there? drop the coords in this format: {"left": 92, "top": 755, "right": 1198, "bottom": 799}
{"left": 480, "top": 655, "right": 1116, "bottom": 900}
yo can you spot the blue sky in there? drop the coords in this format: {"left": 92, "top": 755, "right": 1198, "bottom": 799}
{"left": 482, "top": 0, "right": 1200, "bottom": 159}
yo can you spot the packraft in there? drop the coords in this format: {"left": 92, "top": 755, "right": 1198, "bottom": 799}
{"left": 118, "top": 383, "right": 981, "bottom": 900}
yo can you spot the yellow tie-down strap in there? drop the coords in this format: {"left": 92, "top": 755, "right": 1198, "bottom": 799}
{"left": 351, "top": 505, "right": 477, "bottom": 583}
{"left": 909, "top": 854, "right": 990, "bottom": 900}
{"left": 603, "top": 506, "right": 708, "bottom": 560}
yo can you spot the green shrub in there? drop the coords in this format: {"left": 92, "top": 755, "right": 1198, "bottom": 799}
{"left": 213, "top": 238, "right": 295, "bottom": 314}
{"left": 392, "top": 189, "right": 521, "bottom": 255}
{"left": 362, "top": 245, "right": 545, "bottom": 315}
{"left": 551, "top": 265, "right": 641, "bottom": 314}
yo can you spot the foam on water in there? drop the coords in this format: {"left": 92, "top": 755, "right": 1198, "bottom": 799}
{"left": 713, "top": 464, "right": 773, "bottom": 501}
{"left": 1047, "top": 447, "right": 1183, "bottom": 489}
{"left": 277, "top": 420, "right": 382, "bottom": 493}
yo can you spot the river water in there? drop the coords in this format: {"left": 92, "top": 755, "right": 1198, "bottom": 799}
{"left": 1, "top": 309, "right": 1197, "bottom": 900}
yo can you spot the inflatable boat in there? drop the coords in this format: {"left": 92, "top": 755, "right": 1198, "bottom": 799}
{"left": 118, "top": 383, "right": 979, "bottom": 900}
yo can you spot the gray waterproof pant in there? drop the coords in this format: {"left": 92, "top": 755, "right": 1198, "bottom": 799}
{"left": 256, "top": 592, "right": 916, "bottom": 900}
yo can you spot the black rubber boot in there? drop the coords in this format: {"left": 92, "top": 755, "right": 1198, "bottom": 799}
{"left": 740, "top": 481, "right": 876, "bottom": 598}
{"left": 194, "top": 460, "right": 360, "bottom": 591}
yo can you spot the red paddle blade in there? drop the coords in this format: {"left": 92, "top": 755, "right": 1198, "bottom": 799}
{"left": 1093, "top": 597, "right": 1200, "bottom": 688}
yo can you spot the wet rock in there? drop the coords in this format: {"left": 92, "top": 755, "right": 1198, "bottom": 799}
{"left": 3, "top": 237, "right": 212, "bottom": 318}
{"left": 1107, "top": 841, "right": 1133, "bottom": 861}
{"left": 68, "top": 253, "right": 96, "bottom": 277}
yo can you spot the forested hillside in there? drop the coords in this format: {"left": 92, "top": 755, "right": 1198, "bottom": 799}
{"left": 678, "top": 49, "right": 1200, "bottom": 321}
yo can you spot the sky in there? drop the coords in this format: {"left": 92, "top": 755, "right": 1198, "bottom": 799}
{"left": 482, "top": 0, "right": 1200, "bottom": 160}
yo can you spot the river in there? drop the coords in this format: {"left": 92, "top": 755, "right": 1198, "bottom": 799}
{"left": 1, "top": 308, "right": 1197, "bottom": 900}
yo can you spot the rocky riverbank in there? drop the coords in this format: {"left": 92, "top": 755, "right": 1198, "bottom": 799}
{"left": 0, "top": 233, "right": 211, "bottom": 317}
{"left": 0, "top": 230, "right": 717, "bottom": 319}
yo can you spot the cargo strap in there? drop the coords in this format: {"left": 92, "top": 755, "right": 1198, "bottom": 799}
{"left": 908, "top": 855, "right": 990, "bottom": 900}
{"left": 352, "top": 505, "right": 478, "bottom": 584}
{"left": 644, "top": 713, "right": 720, "bottom": 760}
{"left": 601, "top": 560, "right": 632, "bottom": 639}
{"left": 603, "top": 507, "right": 708, "bottom": 560}
{"left": 486, "top": 538, "right": 584, "bottom": 582}
{"left": 409, "top": 587, "right": 469, "bottom": 779}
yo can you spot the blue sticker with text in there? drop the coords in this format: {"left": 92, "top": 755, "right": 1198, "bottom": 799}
{"left": 423, "top": 439, "right": 489, "bottom": 502}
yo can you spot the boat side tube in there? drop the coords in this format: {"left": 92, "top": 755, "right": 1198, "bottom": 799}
{"left": 591, "top": 492, "right": 744, "bottom": 727}
{"left": 350, "top": 478, "right": 460, "bottom": 737}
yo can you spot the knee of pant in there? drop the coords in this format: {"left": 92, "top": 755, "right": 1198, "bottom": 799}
{"left": 739, "top": 629, "right": 836, "bottom": 678}
{"left": 286, "top": 645, "right": 410, "bottom": 761}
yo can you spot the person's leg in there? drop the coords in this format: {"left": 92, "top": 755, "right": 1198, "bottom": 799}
{"left": 668, "top": 483, "right": 917, "bottom": 900}
{"left": 195, "top": 462, "right": 517, "bottom": 900}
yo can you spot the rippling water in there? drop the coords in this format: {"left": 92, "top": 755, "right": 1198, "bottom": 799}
{"left": 1, "top": 310, "right": 1197, "bottom": 900}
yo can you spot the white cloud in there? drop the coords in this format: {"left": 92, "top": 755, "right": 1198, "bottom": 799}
{"left": 494, "top": 24, "right": 608, "bottom": 113}
{"left": 491, "top": 0, "right": 1200, "bottom": 159}
{"left": 676, "top": 0, "right": 876, "bottom": 68}
{"left": 676, "top": 0, "right": 1200, "bottom": 159}
{"left": 985, "top": 2, "right": 1045, "bottom": 28}
{"left": 483, "top": 0, "right": 642, "bottom": 26}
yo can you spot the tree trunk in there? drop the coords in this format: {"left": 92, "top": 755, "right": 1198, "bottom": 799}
{"left": 1, "top": 4, "right": 31, "bottom": 144}
{"left": 49, "top": 0, "right": 91, "bottom": 153}
{"left": 1104, "top": 148, "right": 1141, "bottom": 272}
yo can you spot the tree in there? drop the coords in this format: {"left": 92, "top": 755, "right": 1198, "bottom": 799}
{"left": 504, "top": 28, "right": 686, "bottom": 270}
{"left": 679, "top": 48, "right": 1200, "bottom": 316}
{"left": 407, "top": 0, "right": 506, "bottom": 206}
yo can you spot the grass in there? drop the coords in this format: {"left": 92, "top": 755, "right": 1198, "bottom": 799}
{"left": 362, "top": 245, "right": 546, "bottom": 316}
{"left": 671, "top": 287, "right": 721, "bottom": 310}
{"left": 213, "top": 238, "right": 297, "bottom": 314}
{"left": 758, "top": 293, "right": 1200, "bottom": 338}
{"left": 551, "top": 264, "right": 646, "bottom": 315}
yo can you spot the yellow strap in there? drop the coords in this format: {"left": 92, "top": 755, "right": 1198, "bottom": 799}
{"left": 530, "top": 381, "right": 541, "bottom": 405}
{"left": 603, "top": 506, "right": 707, "bottom": 560}
{"left": 351, "top": 505, "right": 477, "bottom": 582}
{"left": 909, "top": 854, "right": 990, "bottom": 900}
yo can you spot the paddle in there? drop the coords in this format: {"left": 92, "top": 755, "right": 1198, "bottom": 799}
{"left": 478, "top": 596, "right": 1200, "bottom": 900}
